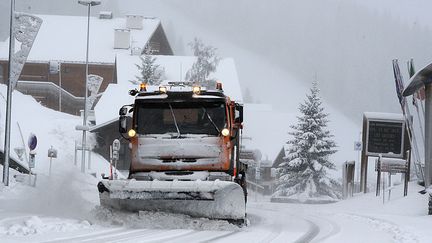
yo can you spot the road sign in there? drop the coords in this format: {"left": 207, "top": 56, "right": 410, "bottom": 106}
{"left": 112, "top": 139, "right": 121, "bottom": 152}
{"left": 28, "top": 134, "right": 37, "bottom": 151}
{"left": 14, "top": 147, "right": 25, "bottom": 161}
{"left": 366, "top": 120, "right": 404, "bottom": 158}
{"left": 354, "top": 141, "right": 362, "bottom": 151}
{"left": 48, "top": 147, "right": 57, "bottom": 158}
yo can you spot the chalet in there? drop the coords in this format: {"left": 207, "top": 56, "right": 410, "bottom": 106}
{"left": 0, "top": 13, "right": 173, "bottom": 115}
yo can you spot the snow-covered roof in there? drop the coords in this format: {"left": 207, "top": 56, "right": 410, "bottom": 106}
{"left": 0, "top": 14, "right": 161, "bottom": 63}
{"left": 363, "top": 112, "right": 404, "bottom": 121}
{"left": 94, "top": 54, "right": 243, "bottom": 125}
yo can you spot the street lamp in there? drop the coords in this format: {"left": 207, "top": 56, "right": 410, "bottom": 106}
{"left": 78, "top": 0, "right": 100, "bottom": 173}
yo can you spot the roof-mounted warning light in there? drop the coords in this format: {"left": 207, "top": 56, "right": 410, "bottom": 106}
{"left": 192, "top": 86, "right": 201, "bottom": 95}
{"left": 216, "top": 82, "right": 223, "bottom": 91}
{"left": 140, "top": 83, "right": 147, "bottom": 91}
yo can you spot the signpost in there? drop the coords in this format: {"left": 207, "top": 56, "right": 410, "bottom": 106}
{"left": 27, "top": 134, "right": 37, "bottom": 186}
{"left": 48, "top": 146, "right": 57, "bottom": 176}
{"left": 360, "top": 113, "right": 408, "bottom": 193}
{"left": 111, "top": 139, "right": 120, "bottom": 179}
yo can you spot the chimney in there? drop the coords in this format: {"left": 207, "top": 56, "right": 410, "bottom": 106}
{"left": 114, "top": 29, "right": 130, "bottom": 49}
{"left": 126, "top": 15, "right": 143, "bottom": 29}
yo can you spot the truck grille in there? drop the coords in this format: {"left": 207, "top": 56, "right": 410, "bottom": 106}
{"left": 161, "top": 158, "right": 197, "bottom": 163}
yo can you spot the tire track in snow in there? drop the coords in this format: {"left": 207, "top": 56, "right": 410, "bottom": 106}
{"left": 202, "top": 231, "right": 239, "bottom": 242}
{"left": 43, "top": 228, "right": 131, "bottom": 242}
{"left": 248, "top": 204, "right": 341, "bottom": 243}
{"left": 293, "top": 218, "right": 320, "bottom": 243}
{"left": 248, "top": 205, "right": 316, "bottom": 242}
{"left": 102, "top": 229, "right": 195, "bottom": 243}
{"left": 303, "top": 214, "right": 340, "bottom": 242}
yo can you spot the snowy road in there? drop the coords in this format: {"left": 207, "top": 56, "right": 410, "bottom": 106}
{"left": 0, "top": 200, "right": 396, "bottom": 243}
{"left": 1, "top": 182, "right": 429, "bottom": 243}
{"left": 0, "top": 200, "right": 424, "bottom": 243}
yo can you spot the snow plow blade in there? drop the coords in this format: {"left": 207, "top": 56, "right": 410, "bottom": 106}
{"left": 97, "top": 179, "right": 246, "bottom": 221}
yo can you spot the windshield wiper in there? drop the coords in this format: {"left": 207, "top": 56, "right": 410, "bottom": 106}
{"left": 169, "top": 103, "right": 181, "bottom": 138}
{"left": 202, "top": 107, "right": 221, "bottom": 134}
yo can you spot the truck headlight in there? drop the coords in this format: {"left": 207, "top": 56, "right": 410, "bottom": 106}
{"left": 128, "top": 129, "right": 136, "bottom": 137}
{"left": 159, "top": 86, "right": 167, "bottom": 93}
{"left": 221, "top": 128, "right": 230, "bottom": 137}
{"left": 192, "top": 86, "right": 201, "bottom": 94}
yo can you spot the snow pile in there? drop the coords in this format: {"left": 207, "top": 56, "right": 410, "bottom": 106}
{"left": 0, "top": 216, "right": 91, "bottom": 236}
{"left": 0, "top": 85, "right": 112, "bottom": 237}
{"left": 91, "top": 206, "right": 240, "bottom": 232}
{"left": 0, "top": 168, "right": 28, "bottom": 199}
{"left": 341, "top": 214, "right": 419, "bottom": 243}
{"left": 0, "top": 84, "right": 113, "bottom": 177}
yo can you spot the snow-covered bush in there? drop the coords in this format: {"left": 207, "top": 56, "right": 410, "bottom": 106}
{"left": 185, "top": 38, "right": 220, "bottom": 86}
{"left": 275, "top": 81, "right": 341, "bottom": 200}
{"left": 135, "top": 46, "right": 164, "bottom": 85}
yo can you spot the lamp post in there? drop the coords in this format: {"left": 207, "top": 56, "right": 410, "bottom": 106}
{"left": 78, "top": 0, "right": 100, "bottom": 173}
{"left": 3, "top": 0, "right": 15, "bottom": 186}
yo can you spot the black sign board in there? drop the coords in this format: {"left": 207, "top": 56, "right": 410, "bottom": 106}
{"left": 366, "top": 120, "right": 404, "bottom": 158}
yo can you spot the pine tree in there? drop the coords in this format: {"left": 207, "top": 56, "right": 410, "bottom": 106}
{"left": 275, "top": 82, "right": 340, "bottom": 199}
{"left": 185, "top": 38, "right": 220, "bottom": 87}
{"left": 135, "top": 46, "right": 163, "bottom": 85}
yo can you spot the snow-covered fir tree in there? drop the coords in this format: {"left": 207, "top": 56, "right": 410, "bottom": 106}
{"left": 135, "top": 46, "right": 163, "bottom": 85}
{"left": 275, "top": 82, "right": 340, "bottom": 200}
{"left": 185, "top": 38, "right": 220, "bottom": 87}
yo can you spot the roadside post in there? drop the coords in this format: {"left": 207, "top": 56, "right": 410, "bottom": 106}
{"left": 48, "top": 146, "right": 57, "bottom": 176}
{"left": 28, "top": 134, "right": 37, "bottom": 186}
{"left": 112, "top": 139, "right": 120, "bottom": 179}
{"left": 354, "top": 139, "right": 362, "bottom": 191}
{"left": 342, "top": 161, "right": 355, "bottom": 199}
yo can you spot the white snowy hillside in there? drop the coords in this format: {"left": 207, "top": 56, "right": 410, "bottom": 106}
{"left": 0, "top": 84, "right": 111, "bottom": 177}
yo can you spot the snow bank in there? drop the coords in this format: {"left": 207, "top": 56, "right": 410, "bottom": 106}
{"left": 0, "top": 84, "right": 114, "bottom": 176}
{"left": 0, "top": 216, "right": 90, "bottom": 236}
{"left": 0, "top": 84, "right": 116, "bottom": 218}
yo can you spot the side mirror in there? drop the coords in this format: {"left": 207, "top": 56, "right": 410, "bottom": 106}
{"left": 119, "top": 107, "right": 128, "bottom": 116}
{"left": 119, "top": 106, "right": 129, "bottom": 134}
{"left": 234, "top": 103, "right": 243, "bottom": 124}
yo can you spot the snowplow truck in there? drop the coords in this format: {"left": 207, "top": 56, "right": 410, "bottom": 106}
{"left": 97, "top": 82, "right": 247, "bottom": 223}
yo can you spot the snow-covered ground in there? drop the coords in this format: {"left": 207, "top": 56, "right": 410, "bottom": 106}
{"left": 1, "top": 171, "right": 431, "bottom": 242}
{"left": 0, "top": 85, "right": 431, "bottom": 242}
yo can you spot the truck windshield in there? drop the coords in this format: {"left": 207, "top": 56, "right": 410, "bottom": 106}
{"left": 135, "top": 102, "right": 226, "bottom": 136}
